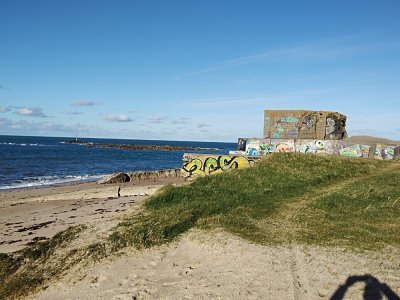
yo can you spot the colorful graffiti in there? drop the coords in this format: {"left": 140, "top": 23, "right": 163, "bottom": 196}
{"left": 237, "top": 138, "right": 247, "bottom": 151}
{"left": 264, "top": 110, "right": 347, "bottom": 140}
{"left": 233, "top": 137, "right": 398, "bottom": 160}
{"left": 325, "top": 116, "right": 339, "bottom": 139}
{"left": 245, "top": 138, "right": 260, "bottom": 156}
{"left": 182, "top": 155, "right": 256, "bottom": 177}
{"left": 373, "top": 144, "right": 396, "bottom": 160}
{"left": 339, "top": 145, "right": 362, "bottom": 158}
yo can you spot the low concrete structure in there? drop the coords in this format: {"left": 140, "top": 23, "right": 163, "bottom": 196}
{"left": 263, "top": 109, "right": 347, "bottom": 140}
{"left": 182, "top": 109, "right": 399, "bottom": 178}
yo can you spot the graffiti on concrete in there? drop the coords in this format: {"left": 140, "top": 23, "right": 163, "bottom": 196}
{"left": 246, "top": 138, "right": 261, "bottom": 156}
{"left": 182, "top": 155, "right": 255, "bottom": 177}
{"left": 237, "top": 138, "right": 247, "bottom": 151}
{"left": 385, "top": 147, "right": 395, "bottom": 160}
{"left": 325, "top": 116, "right": 337, "bottom": 138}
{"left": 271, "top": 116, "right": 299, "bottom": 139}
{"left": 234, "top": 137, "right": 398, "bottom": 160}
{"left": 296, "top": 140, "right": 339, "bottom": 155}
{"left": 263, "top": 139, "right": 295, "bottom": 154}
{"left": 304, "top": 116, "right": 314, "bottom": 129}
{"left": 339, "top": 145, "right": 362, "bottom": 158}
{"left": 373, "top": 144, "right": 396, "bottom": 160}
{"left": 264, "top": 110, "right": 347, "bottom": 140}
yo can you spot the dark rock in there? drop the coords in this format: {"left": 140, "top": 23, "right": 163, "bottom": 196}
{"left": 98, "top": 172, "right": 130, "bottom": 184}
{"left": 63, "top": 140, "right": 216, "bottom": 152}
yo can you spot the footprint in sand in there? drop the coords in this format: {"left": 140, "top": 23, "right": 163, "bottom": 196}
{"left": 90, "top": 274, "right": 107, "bottom": 288}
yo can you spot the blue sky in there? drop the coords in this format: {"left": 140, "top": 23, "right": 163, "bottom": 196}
{"left": 0, "top": 0, "right": 399, "bottom": 142}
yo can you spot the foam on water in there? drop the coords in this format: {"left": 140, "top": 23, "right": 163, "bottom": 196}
{"left": 0, "top": 174, "right": 106, "bottom": 190}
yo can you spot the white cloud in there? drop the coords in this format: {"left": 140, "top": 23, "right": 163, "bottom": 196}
{"left": 171, "top": 117, "right": 190, "bottom": 124}
{"left": 197, "top": 123, "right": 210, "bottom": 129}
{"left": 15, "top": 107, "right": 47, "bottom": 117}
{"left": 147, "top": 115, "right": 167, "bottom": 123}
{"left": 0, "top": 106, "right": 11, "bottom": 113}
{"left": 71, "top": 99, "right": 101, "bottom": 106}
{"left": 0, "top": 117, "right": 106, "bottom": 135}
{"left": 66, "top": 110, "right": 83, "bottom": 115}
{"left": 181, "top": 35, "right": 400, "bottom": 77}
{"left": 103, "top": 114, "right": 133, "bottom": 122}
{"left": 182, "top": 96, "right": 264, "bottom": 107}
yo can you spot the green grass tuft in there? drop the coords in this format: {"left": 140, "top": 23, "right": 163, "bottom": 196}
{"left": 297, "top": 168, "right": 400, "bottom": 248}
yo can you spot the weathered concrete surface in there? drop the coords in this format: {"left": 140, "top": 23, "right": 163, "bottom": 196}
{"left": 263, "top": 110, "right": 347, "bottom": 140}
{"left": 394, "top": 146, "right": 400, "bottom": 159}
{"left": 128, "top": 169, "right": 182, "bottom": 181}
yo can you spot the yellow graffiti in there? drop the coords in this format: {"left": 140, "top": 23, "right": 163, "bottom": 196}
{"left": 218, "top": 155, "right": 251, "bottom": 171}
{"left": 204, "top": 157, "right": 222, "bottom": 175}
{"left": 182, "top": 155, "right": 254, "bottom": 177}
{"left": 182, "top": 158, "right": 205, "bottom": 176}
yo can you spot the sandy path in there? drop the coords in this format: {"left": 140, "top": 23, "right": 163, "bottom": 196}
{"left": 34, "top": 230, "right": 400, "bottom": 300}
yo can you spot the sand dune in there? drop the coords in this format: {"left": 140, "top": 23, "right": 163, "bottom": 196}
{"left": 345, "top": 135, "right": 400, "bottom": 146}
{"left": 33, "top": 230, "right": 400, "bottom": 299}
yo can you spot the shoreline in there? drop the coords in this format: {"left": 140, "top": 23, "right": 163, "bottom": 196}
{"left": 0, "top": 175, "right": 184, "bottom": 253}
{"left": 0, "top": 168, "right": 183, "bottom": 192}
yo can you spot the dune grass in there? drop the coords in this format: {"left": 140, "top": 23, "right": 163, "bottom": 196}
{"left": 0, "top": 225, "right": 86, "bottom": 299}
{"left": 110, "top": 153, "right": 399, "bottom": 250}
{"left": 297, "top": 167, "right": 400, "bottom": 248}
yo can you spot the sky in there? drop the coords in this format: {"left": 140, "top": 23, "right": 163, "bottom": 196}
{"left": 0, "top": 0, "right": 399, "bottom": 142}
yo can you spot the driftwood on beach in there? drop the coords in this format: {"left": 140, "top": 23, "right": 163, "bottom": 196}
{"left": 63, "top": 139, "right": 218, "bottom": 151}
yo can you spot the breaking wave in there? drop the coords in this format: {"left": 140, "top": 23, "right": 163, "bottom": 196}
{"left": 0, "top": 142, "right": 55, "bottom": 147}
{"left": 0, "top": 174, "right": 107, "bottom": 190}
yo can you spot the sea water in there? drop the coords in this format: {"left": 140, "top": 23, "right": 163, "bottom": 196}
{"left": 0, "top": 135, "right": 235, "bottom": 190}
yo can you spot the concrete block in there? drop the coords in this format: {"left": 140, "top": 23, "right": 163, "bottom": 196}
{"left": 296, "top": 140, "right": 338, "bottom": 155}
{"left": 338, "top": 144, "right": 363, "bottom": 158}
{"left": 270, "top": 139, "right": 296, "bottom": 153}
{"left": 229, "top": 150, "right": 246, "bottom": 156}
{"left": 264, "top": 109, "right": 347, "bottom": 140}
{"left": 394, "top": 146, "right": 400, "bottom": 159}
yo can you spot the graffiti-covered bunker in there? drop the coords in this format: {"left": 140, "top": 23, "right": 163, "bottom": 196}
{"left": 182, "top": 109, "right": 399, "bottom": 178}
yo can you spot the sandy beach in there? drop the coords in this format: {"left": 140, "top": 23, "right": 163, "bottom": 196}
{"left": 0, "top": 177, "right": 184, "bottom": 253}
{"left": 1, "top": 175, "right": 399, "bottom": 299}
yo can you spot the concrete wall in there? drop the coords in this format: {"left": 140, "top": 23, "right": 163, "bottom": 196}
{"left": 182, "top": 143, "right": 400, "bottom": 178}
{"left": 263, "top": 110, "right": 347, "bottom": 140}
{"left": 235, "top": 138, "right": 398, "bottom": 160}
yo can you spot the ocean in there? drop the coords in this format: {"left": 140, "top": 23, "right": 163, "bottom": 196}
{"left": 0, "top": 135, "right": 235, "bottom": 190}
